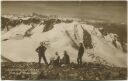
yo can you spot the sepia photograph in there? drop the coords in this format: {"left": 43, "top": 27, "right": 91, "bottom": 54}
{"left": 1, "top": 1, "right": 127, "bottom": 80}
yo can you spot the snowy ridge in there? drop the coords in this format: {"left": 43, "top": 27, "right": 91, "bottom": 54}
{"left": 1, "top": 19, "right": 127, "bottom": 67}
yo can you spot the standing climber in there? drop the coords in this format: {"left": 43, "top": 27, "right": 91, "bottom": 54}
{"left": 36, "top": 42, "right": 48, "bottom": 67}
{"left": 77, "top": 43, "right": 84, "bottom": 65}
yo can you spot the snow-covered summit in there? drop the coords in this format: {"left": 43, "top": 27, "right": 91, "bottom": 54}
{"left": 1, "top": 16, "right": 127, "bottom": 67}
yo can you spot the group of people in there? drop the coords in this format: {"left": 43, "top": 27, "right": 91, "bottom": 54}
{"left": 36, "top": 42, "right": 85, "bottom": 67}
{"left": 49, "top": 51, "right": 70, "bottom": 66}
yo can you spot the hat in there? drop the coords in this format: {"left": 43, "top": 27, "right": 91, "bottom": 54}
{"left": 40, "top": 42, "right": 44, "bottom": 45}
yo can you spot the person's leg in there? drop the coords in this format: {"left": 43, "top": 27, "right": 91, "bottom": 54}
{"left": 77, "top": 57, "right": 79, "bottom": 64}
{"left": 49, "top": 60, "right": 52, "bottom": 65}
{"left": 77, "top": 57, "right": 80, "bottom": 65}
{"left": 80, "top": 57, "right": 82, "bottom": 65}
{"left": 42, "top": 54, "right": 48, "bottom": 65}
{"left": 39, "top": 56, "right": 41, "bottom": 67}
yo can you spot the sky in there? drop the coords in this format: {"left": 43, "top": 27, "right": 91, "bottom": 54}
{"left": 1, "top": 1, "right": 127, "bottom": 23}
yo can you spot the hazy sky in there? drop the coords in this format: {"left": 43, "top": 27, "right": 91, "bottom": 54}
{"left": 2, "top": 1, "right": 127, "bottom": 23}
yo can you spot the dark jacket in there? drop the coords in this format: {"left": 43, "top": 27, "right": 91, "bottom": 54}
{"left": 36, "top": 45, "right": 47, "bottom": 56}
{"left": 62, "top": 54, "right": 70, "bottom": 64}
{"left": 78, "top": 45, "right": 84, "bottom": 57}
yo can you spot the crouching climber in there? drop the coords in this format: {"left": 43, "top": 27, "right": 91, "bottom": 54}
{"left": 49, "top": 52, "right": 60, "bottom": 66}
{"left": 60, "top": 51, "right": 70, "bottom": 65}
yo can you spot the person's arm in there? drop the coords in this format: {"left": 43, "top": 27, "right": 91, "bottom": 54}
{"left": 44, "top": 46, "right": 47, "bottom": 50}
{"left": 82, "top": 47, "right": 84, "bottom": 52}
{"left": 57, "top": 56, "right": 60, "bottom": 60}
{"left": 36, "top": 47, "right": 39, "bottom": 53}
{"left": 58, "top": 56, "right": 60, "bottom": 63}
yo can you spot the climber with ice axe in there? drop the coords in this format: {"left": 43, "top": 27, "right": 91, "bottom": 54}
{"left": 36, "top": 42, "right": 48, "bottom": 67}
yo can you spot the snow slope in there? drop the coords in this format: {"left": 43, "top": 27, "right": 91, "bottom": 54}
{"left": 1, "top": 21, "right": 127, "bottom": 67}
{"left": 2, "top": 24, "right": 32, "bottom": 40}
